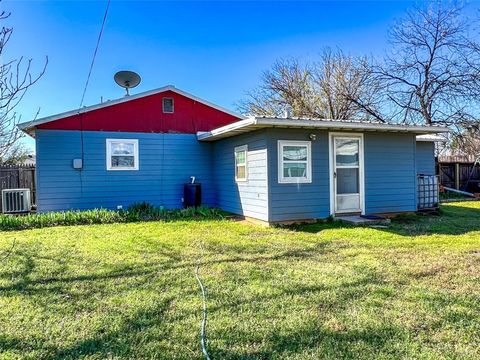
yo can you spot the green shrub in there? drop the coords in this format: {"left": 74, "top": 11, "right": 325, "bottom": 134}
{"left": 0, "top": 203, "right": 224, "bottom": 231}
{"left": 125, "top": 202, "right": 166, "bottom": 221}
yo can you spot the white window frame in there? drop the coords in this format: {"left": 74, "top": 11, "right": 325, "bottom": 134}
{"left": 278, "top": 140, "right": 312, "bottom": 184}
{"left": 162, "top": 97, "right": 174, "bottom": 113}
{"left": 234, "top": 145, "right": 248, "bottom": 182}
{"left": 106, "top": 139, "right": 139, "bottom": 171}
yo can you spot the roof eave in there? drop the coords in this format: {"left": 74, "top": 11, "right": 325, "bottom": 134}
{"left": 416, "top": 134, "right": 447, "bottom": 142}
{"left": 197, "top": 117, "right": 450, "bottom": 141}
{"left": 197, "top": 117, "right": 257, "bottom": 141}
{"left": 18, "top": 126, "right": 36, "bottom": 138}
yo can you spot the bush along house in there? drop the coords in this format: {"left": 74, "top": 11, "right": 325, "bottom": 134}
{"left": 19, "top": 85, "right": 448, "bottom": 224}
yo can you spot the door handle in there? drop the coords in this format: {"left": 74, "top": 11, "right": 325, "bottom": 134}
{"left": 334, "top": 172, "right": 337, "bottom": 178}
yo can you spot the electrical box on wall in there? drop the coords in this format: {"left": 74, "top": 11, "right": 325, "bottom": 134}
{"left": 73, "top": 159, "right": 83, "bottom": 169}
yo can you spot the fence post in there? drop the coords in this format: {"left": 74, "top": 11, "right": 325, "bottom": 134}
{"left": 455, "top": 163, "right": 460, "bottom": 189}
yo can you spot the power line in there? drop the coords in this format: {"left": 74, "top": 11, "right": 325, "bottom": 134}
{"left": 76, "top": 0, "right": 111, "bottom": 194}
{"left": 78, "top": 0, "right": 111, "bottom": 110}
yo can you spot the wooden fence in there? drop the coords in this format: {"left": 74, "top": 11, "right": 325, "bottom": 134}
{"left": 0, "top": 165, "right": 36, "bottom": 211}
{"left": 438, "top": 155, "right": 478, "bottom": 164}
{"left": 437, "top": 157, "right": 480, "bottom": 193}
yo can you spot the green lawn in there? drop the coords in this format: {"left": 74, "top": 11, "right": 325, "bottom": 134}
{"left": 0, "top": 202, "right": 479, "bottom": 360}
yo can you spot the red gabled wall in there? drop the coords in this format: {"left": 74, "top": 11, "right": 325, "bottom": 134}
{"left": 37, "top": 90, "right": 241, "bottom": 133}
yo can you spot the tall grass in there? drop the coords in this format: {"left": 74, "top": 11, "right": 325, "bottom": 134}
{"left": 0, "top": 203, "right": 224, "bottom": 231}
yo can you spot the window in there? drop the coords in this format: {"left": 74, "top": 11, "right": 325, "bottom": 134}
{"left": 162, "top": 97, "right": 174, "bottom": 113}
{"left": 234, "top": 145, "right": 248, "bottom": 182}
{"left": 106, "top": 139, "right": 139, "bottom": 170}
{"left": 278, "top": 140, "right": 311, "bottom": 183}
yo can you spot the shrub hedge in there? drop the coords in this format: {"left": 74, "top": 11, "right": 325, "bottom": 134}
{"left": 0, "top": 203, "right": 225, "bottom": 231}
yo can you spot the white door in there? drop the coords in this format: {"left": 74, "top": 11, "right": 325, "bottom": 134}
{"left": 332, "top": 135, "right": 364, "bottom": 214}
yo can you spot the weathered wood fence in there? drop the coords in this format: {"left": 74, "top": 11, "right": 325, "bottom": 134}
{"left": 0, "top": 165, "right": 36, "bottom": 211}
{"left": 437, "top": 156, "right": 480, "bottom": 193}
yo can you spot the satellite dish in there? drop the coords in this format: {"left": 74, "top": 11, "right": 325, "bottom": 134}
{"left": 114, "top": 70, "right": 141, "bottom": 96}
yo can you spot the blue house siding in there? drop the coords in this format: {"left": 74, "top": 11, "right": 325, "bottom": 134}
{"left": 36, "top": 130, "right": 215, "bottom": 211}
{"left": 416, "top": 142, "right": 436, "bottom": 175}
{"left": 266, "top": 129, "right": 330, "bottom": 222}
{"left": 213, "top": 130, "right": 269, "bottom": 221}
{"left": 36, "top": 128, "right": 426, "bottom": 221}
{"left": 364, "top": 133, "right": 417, "bottom": 214}
{"left": 265, "top": 129, "right": 417, "bottom": 221}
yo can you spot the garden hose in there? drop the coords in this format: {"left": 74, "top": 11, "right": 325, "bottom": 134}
{"left": 0, "top": 238, "right": 16, "bottom": 261}
{"left": 195, "top": 240, "right": 211, "bottom": 360}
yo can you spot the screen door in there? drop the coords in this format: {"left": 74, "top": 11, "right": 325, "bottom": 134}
{"left": 333, "top": 136, "right": 363, "bottom": 213}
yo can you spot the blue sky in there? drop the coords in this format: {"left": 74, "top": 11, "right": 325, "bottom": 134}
{"left": 5, "top": 1, "right": 476, "bottom": 151}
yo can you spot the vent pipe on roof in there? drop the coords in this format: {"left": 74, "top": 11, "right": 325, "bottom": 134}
{"left": 283, "top": 105, "right": 292, "bottom": 118}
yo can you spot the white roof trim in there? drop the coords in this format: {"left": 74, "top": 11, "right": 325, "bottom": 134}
{"left": 198, "top": 118, "right": 257, "bottom": 140}
{"left": 416, "top": 134, "right": 447, "bottom": 142}
{"left": 197, "top": 117, "right": 450, "bottom": 141}
{"left": 18, "top": 85, "right": 245, "bottom": 134}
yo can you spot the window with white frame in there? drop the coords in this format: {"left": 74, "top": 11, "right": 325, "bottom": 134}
{"left": 278, "top": 140, "right": 311, "bottom": 183}
{"left": 234, "top": 145, "right": 248, "bottom": 182}
{"left": 106, "top": 139, "right": 139, "bottom": 170}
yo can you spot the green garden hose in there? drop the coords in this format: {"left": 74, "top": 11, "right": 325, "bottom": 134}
{"left": 195, "top": 241, "right": 211, "bottom": 360}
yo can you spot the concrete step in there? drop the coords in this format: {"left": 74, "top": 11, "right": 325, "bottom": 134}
{"left": 335, "top": 215, "right": 391, "bottom": 226}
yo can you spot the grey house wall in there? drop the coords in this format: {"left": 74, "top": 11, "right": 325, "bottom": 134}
{"left": 36, "top": 129, "right": 215, "bottom": 211}
{"left": 213, "top": 130, "right": 269, "bottom": 221}
{"left": 265, "top": 129, "right": 419, "bottom": 221}
{"left": 416, "top": 142, "right": 436, "bottom": 175}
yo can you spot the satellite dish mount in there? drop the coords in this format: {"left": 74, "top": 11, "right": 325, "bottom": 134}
{"left": 114, "top": 70, "right": 141, "bottom": 96}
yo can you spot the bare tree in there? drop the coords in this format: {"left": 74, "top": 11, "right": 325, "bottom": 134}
{"left": 370, "top": 2, "right": 480, "bottom": 126}
{"left": 238, "top": 49, "right": 381, "bottom": 120}
{"left": 1, "top": 142, "right": 29, "bottom": 165}
{"left": 321, "top": 51, "right": 386, "bottom": 122}
{"left": 241, "top": 2, "right": 480, "bottom": 132}
{"left": 0, "top": 5, "right": 47, "bottom": 164}
{"left": 238, "top": 58, "right": 314, "bottom": 117}
{"left": 449, "top": 124, "right": 480, "bottom": 157}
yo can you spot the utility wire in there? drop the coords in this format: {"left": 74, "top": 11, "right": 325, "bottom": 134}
{"left": 78, "top": 0, "right": 111, "bottom": 110}
{"left": 195, "top": 240, "right": 211, "bottom": 360}
{"left": 76, "top": 0, "right": 110, "bottom": 193}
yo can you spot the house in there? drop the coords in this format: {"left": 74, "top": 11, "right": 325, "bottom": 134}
{"left": 23, "top": 154, "right": 36, "bottom": 166}
{"left": 18, "top": 85, "right": 448, "bottom": 224}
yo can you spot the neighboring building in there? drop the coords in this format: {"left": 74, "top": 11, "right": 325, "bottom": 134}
{"left": 18, "top": 85, "right": 447, "bottom": 223}
{"left": 23, "top": 154, "right": 36, "bottom": 166}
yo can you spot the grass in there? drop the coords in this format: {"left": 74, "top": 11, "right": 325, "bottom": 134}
{"left": 0, "top": 202, "right": 479, "bottom": 359}
{"left": 0, "top": 205, "right": 224, "bottom": 231}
